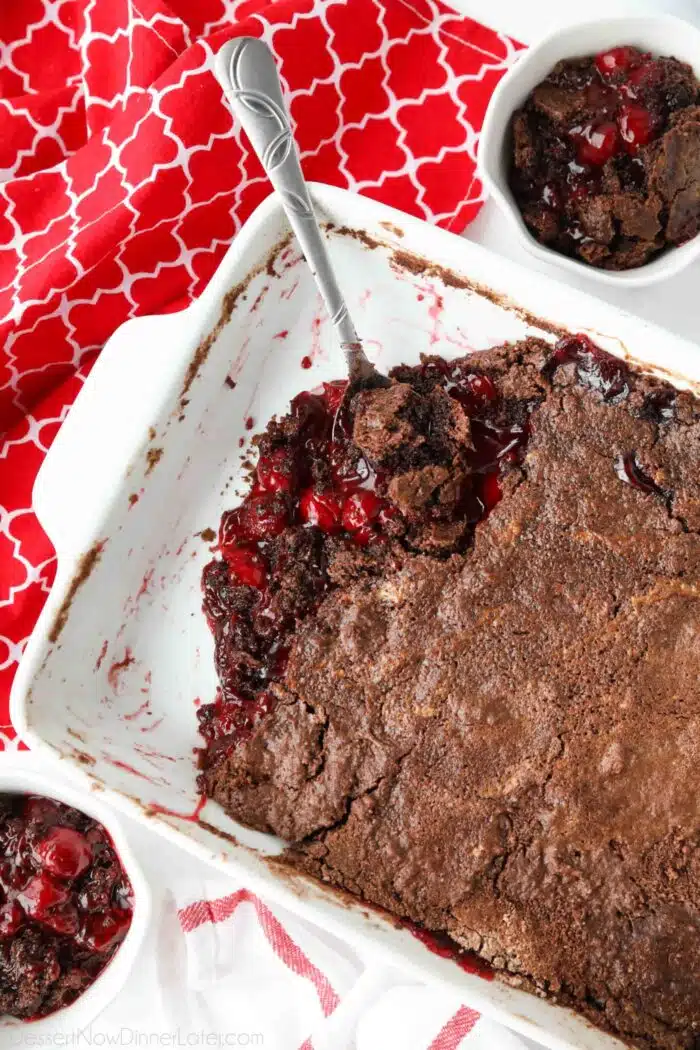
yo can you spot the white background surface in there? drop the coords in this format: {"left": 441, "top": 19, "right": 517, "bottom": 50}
{"left": 16, "top": 0, "right": 700, "bottom": 1044}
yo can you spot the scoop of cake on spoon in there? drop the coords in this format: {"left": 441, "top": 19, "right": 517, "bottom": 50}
{"left": 216, "top": 36, "right": 391, "bottom": 429}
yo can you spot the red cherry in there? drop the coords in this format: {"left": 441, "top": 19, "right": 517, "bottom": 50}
{"left": 299, "top": 488, "right": 343, "bottom": 533}
{"left": 594, "top": 47, "right": 638, "bottom": 78}
{"left": 618, "top": 103, "right": 654, "bottom": 150}
{"left": 351, "top": 525, "right": 381, "bottom": 547}
{"left": 256, "top": 449, "right": 294, "bottom": 493}
{"left": 574, "top": 122, "right": 620, "bottom": 166}
{"left": 342, "top": 491, "right": 383, "bottom": 532}
{"left": 466, "top": 374, "right": 497, "bottom": 401}
{"left": 290, "top": 390, "right": 329, "bottom": 438}
{"left": 222, "top": 545, "right": 268, "bottom": 589}
{"left": 0, "top": 901, "right": 24, "bottom": 937}
{"left": 20, "top": 873, "right": 70, "bottom": 918}
{"left": 450, "top": 370, "right": 500, "bottom": 414}
{"left": 619, "top": 61, "right": 657, "bottom": 98}
{"left": 322, "top": 380, "right": 347, "bottom": 415}
{"left": 34, "top": 827, "right": 92, "bottom": 879}
{"left": 219, "top": 495, "right": 288, "bottom": 544}
{"left": 481, "top": 473, "right": 502, "bottom": 514}
{"left": 82, "top": 910, "right": 131, "bottom": 953}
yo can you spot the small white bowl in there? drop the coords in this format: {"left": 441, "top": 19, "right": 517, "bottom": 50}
{"left": 0, "top": 754, "right": 150, "bottom": 1037}
{"left": 479, "top": 14, "right": 700, "bottom": 288}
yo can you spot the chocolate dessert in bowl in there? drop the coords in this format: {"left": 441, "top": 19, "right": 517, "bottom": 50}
{"left": 0, "top": 756, "right": 149, "bottom": 1032}
{"left": 479, "top": 16, "right": 700, "bottom": 285}
{"left": 510, "top": 45, "right": 700, "bottom": 270}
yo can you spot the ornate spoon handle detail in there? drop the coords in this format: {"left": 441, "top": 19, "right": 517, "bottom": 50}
{"left": 217, "top": 36, "right": 369, "bottom": 372}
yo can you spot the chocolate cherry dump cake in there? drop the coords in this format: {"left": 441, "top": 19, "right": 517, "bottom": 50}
{"left": 509, "top": 46, "right": 700, "bottom": 269}
{"left": 199, "top": 335, "right": 700, "bottom": 1050}
{"left": 0, "top": 794, "right": 133, "bottom": 1020}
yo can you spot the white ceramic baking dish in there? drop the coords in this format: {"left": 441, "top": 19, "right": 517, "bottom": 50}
{"left": 12, "top": 183, "right": 700, "bottom": 1050}
{"left": 479, "top": 14, "right": 700, "bottom": 287}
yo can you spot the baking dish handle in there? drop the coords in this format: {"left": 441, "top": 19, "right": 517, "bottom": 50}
{"left": 33, "top": 309, "right": 191, "bottom": 564}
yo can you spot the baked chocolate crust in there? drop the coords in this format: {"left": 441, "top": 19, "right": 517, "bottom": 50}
{"left": 203, "top": 339, "right": 700, "bottom": 1049}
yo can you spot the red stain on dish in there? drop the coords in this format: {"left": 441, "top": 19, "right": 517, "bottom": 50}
{"left": 140, "top": 670, "right": 152, "bottom": 695}
{"left": 399, "top": 273, "right": 475, "bottom": 356}
{"left": 310, "top": 313, "right": 324, "bottom": 363}
{"left": 408, "top": 924, "right": 494, "bottom": 980}
{"left": 225, "top": 376, "right": 237, "bottom": 389}
{"left": 133, "top": 745, "right": 176, "bottom": 769}
{"left": 249, "top": 286, "right": 269, "bottom": 314}
{"left": 277, "top": 247, "right": 303, "bottom": 274}
{"left": 407, "top": 277, "right": 444, "bottom": 346}
{"left": 94, "top": 640, "right": 108, "bottom": 672}
{"left": 388, "top": 264, "right": 448, "bottom": 348}
{"left": 103, "top": 756, "right": 167, "bottom": 787}
{"left": 273, "top": 329, "right": 289, "bottom": 340}
{"left": 107, "top": 648, "right": 134, "bottom": 693}
{"left": 428, "top": 292, "right": 445, "bottom": 344}
{"left": 280, "top": 278, "right": 300, "bottom": 301}
{"left": 128, "top": 488, "right": 144, "bottom": 509}
{"left": 138, "top": 716, "right": 164, "bottom": 735}
{"left": 359, "top": 288, "right": 372, "bottom": 306}
{"left": 300, "top": 355, "right": 312, "bottom": 370}
{"left": 135, "top": 746, "right": 175, "bottom": 762}
{"left": 122, "top": 699, "right": 150, "bottom": 722}
{"left": 244, "top": 417, "right": 254, "bottom": 431}
{"left": 145, "top": 795, "right": 206, "bottom": 823}
{"left": 135, "top": 568, "right": 154, "bottom": 601}
{"left": 0, "top": 794, "right": 133, "bottom": 1019}
{"left": 104, "top": 757, "right": 152, "bottom": 782}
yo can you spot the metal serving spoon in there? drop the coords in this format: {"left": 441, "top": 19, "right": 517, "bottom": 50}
{"left": 217, "top": 36, "right": 390, "bottom": 425}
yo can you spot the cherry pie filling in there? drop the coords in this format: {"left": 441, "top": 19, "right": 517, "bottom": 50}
{"left": 0, "top": 794, "right": 133, "bottom": 1019}
{"left": 198, "top": 335, "right": 676, "bottom": 771}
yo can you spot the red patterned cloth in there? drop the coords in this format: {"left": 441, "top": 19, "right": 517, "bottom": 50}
{"left": 0, "top": 0, "right": 520, "bottom": 746}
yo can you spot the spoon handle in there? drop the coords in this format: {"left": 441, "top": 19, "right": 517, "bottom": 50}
{"left": 217, "top": 36, "right": 360, "bottom": 349}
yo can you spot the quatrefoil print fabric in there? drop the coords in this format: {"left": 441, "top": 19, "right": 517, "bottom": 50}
{"left": 0, "top": 0, "right": 520, "bottom": 746}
